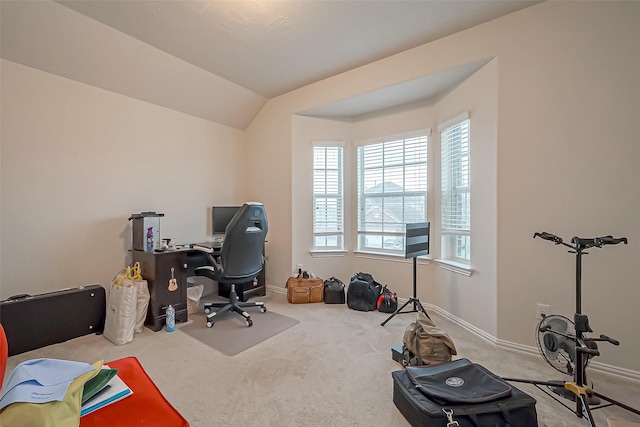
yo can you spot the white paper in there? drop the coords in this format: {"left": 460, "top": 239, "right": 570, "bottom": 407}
{"left": 0, "top": 358, "right": 95, "bottom": 410}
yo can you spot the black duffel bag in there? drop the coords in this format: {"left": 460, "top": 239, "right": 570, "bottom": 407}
{"left": 347, "top": 272, "right": 382, "bottom": 312}
{"left": 323, "top": 277, "right": 345, "bottom": 304}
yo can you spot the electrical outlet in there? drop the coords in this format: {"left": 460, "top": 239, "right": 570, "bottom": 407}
{"left": 296, "top": 263, "right": 304, "bottom": 273}
{"left": 536, "top": 303, "right": 550, "bottom": 320}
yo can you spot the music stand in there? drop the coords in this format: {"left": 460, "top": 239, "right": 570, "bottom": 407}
{"left": 381, "top": 222, "right": 431, "bottom": 326}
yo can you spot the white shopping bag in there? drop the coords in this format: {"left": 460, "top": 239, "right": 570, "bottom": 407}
{"left": 130, "top": 262, "right": 150, "bottom": 334}
{"left": 103, "top": 266, "right": 138, "bottom": 345}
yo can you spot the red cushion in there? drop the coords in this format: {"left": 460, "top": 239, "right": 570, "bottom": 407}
{"left": 80, "top": 356, "right": 189, "bottom": 427}
{"left": 0, "top": 324, "right": 7, "bottom": 389}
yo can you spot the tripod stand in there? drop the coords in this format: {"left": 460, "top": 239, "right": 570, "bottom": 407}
{"left": 381, "top": 222, "right": 432, "bottom": 326}
{"left": 503, "top": 232, "right": 639, "bottom": 426}
{"left": 381, "top": 255, "right": 431, "bottom": 326}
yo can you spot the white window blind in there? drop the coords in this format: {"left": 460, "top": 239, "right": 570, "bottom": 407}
{"left": 357, "top": 134, "right": 428, "bottom": 254}
{"left": 313, "top": 145, "right": 344, "bottom": 250}
{"left": 440, "top": 117, "right": 470, "bottom": 263}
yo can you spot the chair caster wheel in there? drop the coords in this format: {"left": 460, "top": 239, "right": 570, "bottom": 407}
{"left": 206, "top": 321, "right": 214, "bottom": 328}
{"left": 260, "top": 306, "right": 267, "bottom": 313}
{"left": 204, "top": 308, "right": 211, "bottom": 314}
{"left": 246, "top": 319, "right": 253, "bottom": 327}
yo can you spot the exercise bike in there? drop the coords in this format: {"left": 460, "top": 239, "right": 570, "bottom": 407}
{"left": 503, "top": 232, "right": 640, "bottom": 426}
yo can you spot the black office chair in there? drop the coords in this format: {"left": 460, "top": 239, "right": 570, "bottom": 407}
{"left": 191, "top": 203, "right": 268, "bottom": 327}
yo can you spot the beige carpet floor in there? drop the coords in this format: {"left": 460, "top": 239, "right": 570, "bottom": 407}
{"left": 4, "top": 291, "right": 640, "bottom": 426}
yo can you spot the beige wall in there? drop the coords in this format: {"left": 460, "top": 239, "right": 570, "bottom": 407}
{"left": 494, "top": 2, "right": 640, "bottom": 372}
{"left": 1, "top": 1, "right": 638, "bottom": 374}
{"left": 243, "top": 100, "right": 294, "bottom": 288}
{"left": 245, "top": 2, "right": 640, "bottom": 373}
{"left": 0, "top": 60, "right": 246, "bottom": 298}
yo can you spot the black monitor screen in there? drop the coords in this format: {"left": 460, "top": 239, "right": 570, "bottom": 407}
{"left": 212, "top": 206, "right": 240, "bottom": 234}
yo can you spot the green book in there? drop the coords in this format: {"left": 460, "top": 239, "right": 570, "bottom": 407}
{"left": 81, "top": 368, "right": 118, "bottom": 405}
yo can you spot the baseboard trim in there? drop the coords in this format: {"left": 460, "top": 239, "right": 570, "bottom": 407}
{"left": 422, "top": 302, "right": 498, "bottom": 345}
{"left": 266, "top": 284, "right": 287, "bottom": 295}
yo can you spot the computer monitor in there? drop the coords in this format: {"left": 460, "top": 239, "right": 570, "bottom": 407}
{"left": 211, "top": 206, "right": 241, "bottom": 234}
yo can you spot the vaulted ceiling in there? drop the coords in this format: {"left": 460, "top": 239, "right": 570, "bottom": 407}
{"left": 1, "top": 1, "right": 539, "bottom": 129}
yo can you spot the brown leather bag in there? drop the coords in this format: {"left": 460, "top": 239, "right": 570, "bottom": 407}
{"left": 286, "top": 277, "right": 324, "bottom": 303}
{"left": 402, "top": 311, "right": 457, "bottom": 366}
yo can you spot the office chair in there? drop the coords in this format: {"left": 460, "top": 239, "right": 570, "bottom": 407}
{"left": 191, "top": 203, "right": 268, "bottom": 327}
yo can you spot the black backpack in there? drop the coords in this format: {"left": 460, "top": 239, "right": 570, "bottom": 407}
{"left": 323, "top": 277, "right": 345, "bottom": 304}
{"left": 347, "top": 272, "right": 382, "bottom": 312}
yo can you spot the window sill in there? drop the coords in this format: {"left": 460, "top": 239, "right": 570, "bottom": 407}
{"left": 435, "top": 259, "right": 473, "bottom": 276}
{"left": 310, "top": 250, "right": 348, "bottom": 257}
{"left": 354, "top": 251, "right": 431, "bottom": 265}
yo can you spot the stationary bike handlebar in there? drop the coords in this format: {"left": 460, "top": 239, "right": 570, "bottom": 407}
{"left": 533, "top": 232, "right": 564, "bottom": 244}
{"left": 534, "top": 232, "right": 627, "bottom": 249}
{"left": 572, "top": 236, "right": 628, "bottom": 248}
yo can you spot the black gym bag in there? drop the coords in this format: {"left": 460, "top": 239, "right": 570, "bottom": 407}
{"left": 392, "top": 359, "right": 537, "bottom": 426}
{"left": 347, "top": 272, "right": 382, "bottom": 312}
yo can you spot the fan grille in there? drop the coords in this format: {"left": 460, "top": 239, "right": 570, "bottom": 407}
{"left": 536, "top": 314, "right": 581, "bottom": 375}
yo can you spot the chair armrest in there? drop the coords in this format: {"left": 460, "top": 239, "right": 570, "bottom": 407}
{"left": 190, "top": 245, "right": 223, "bottom": 278}
{"left": 190, "top": 244, "right": 215, "bottom": 253}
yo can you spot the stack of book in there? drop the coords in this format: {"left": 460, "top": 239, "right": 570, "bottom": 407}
{"left": 80, "top": 365, "right": 132, "bottom": 416}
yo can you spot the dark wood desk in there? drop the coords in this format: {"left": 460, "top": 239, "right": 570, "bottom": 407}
{"left": 133, "top": 242, "right": 266, "bottom": 331}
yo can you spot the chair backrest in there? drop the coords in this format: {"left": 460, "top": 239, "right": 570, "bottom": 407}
{"left": 218, "top": 203, "right": 268, "bottom": 282}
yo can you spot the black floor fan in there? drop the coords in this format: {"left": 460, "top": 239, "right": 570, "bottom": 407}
{"left": 381, "top": 222, "right": 431, "bottom": 326}
{"left": 503, "top": 232, "right": 640, "bottom": 426}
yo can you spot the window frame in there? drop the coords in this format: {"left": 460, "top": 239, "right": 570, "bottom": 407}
{"left": 312, "top": 142, "right": 345, "bottom": 252}
{"left": 438, "top": 113, "right": 471, "bottom": 266}
{"left": 355, "top": 130, "right": 430, "bottom": 256}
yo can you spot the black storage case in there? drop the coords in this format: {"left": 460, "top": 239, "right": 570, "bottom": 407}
{"left": 324, "top": 287, "right": 345, "bottom": 304}
{"left": 0, "top": 285, "right": 106, "bottom": 356}
{"left": 392, "top": 361, "right": 537, "bottom": 426}
{"left": 391, "top": 344, "right": 409, "bottom": 366}
{"left": 323, "top": 277, "right": 345, "bottom": 304}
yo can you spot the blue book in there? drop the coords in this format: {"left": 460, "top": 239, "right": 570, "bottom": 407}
{"left": 80, "top": 367, "right": 132, "bottom": 416}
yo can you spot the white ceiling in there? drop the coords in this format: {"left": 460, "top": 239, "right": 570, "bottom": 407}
{"left": 1, "top": 0, "right": 539, "bottom": 128}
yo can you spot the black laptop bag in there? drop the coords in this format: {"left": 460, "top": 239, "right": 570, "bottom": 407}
{"left": 392, "top": 358, "right": 537, "bottom": 426}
